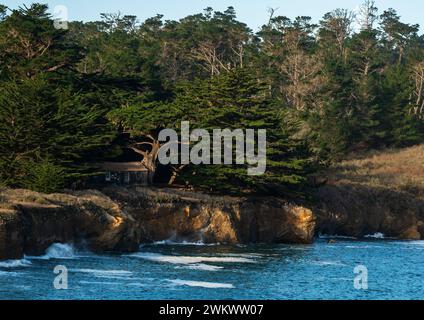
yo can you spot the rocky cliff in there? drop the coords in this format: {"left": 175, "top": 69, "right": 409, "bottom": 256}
{"left": 315, "top": 184, "right": 424, "bottom": 239}
{"left": 104, "top": 187, "right": 315, "bottom": 245}
{"left": 313, "top": 145, "right": 424, "bottom": 240}
{"left": 0, "top": 187, "right": 315, "bottom": 260}
{"left": 0, "top": 189, "right": 142, "bottom": 260}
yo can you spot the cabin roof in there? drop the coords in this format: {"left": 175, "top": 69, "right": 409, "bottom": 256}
{"left": 100, "top": 162, "right": 148, "bottom": 172}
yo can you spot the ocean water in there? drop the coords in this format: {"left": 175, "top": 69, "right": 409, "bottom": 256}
{"left": 0, "top": 239, "right": 423, "bottom": 300}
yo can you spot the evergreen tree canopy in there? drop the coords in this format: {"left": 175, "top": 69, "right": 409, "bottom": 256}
{"left": 0, "top": 1, "right": 423, "bottom": 196}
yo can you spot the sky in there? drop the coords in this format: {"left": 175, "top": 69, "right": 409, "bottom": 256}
{"left": 2, "top": 0, "right": 424, "bottom": 32}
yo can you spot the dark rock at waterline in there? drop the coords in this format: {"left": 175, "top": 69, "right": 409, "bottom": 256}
{"left": 105, "top": 187, "right": 316, "bottom": 245}
{"left": 312, "top": 145, "right": 424, "bottom": 241}
{"left": 0, "top": 187, "right": 315, "bottom": 260}
{"left": 0, "top": 210, "right": 24, "bottom": 260}
{"left": 5, "top": 181, "right": 424, "bottom": 262}
{"left": 315, "top": 183, "right": 424, "bottom": 240}
{"left": 0, "top": 189, "right": 142, "bottom": 260}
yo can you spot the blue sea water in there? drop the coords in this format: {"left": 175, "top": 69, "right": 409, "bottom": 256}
{"left": 0, "top": 239, "right": 423, "bottom": 300}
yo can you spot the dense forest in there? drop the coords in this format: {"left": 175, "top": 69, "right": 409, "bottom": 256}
{"left": 0, "top": 1, "right": 423, "bottom": 196}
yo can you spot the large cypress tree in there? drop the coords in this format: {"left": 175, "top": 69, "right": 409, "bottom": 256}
{"left": 166, "top": 68, "right": 312, "bottom": 196}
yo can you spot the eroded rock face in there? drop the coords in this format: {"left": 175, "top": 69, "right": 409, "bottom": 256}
{"left": 0, "top": 187, "right": 315, "bottom": 260}
{"left": 316, "top": 184, "right": 424, "bottom": 240}
{"left": 111, "top": 188, "right": 316, "bottom": 245}
{"left": 0, "top": 210, "right": 24, "bottom": 260}
{"left": 135, "top": 203, "right": 316, "bottom": 244}
{"left": 0, "top": 189, "right": 142, "bottom": 260}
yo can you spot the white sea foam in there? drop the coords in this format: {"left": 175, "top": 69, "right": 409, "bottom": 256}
{"left": 148, "top": 240, "right": 219, "bottom": 247}
{"left": 129, "top": 252, "right": 255, "bottom": 265}
{"left": 218, "top": 253, "right": 266, "bottom": 258}
{"left": 176, "top": 264, "right": 224, "bottom": 272}
{"left": 27, "top": 243, "right": 79, "bottom": 260}
{"left": 95, "top": 275, "right": 138, "bottom": 280}
{"left": 14, "top": 285, "right": 31, "bottom": 290}
{"left": 128, "top": 283, "right": 147, "bottom": 287}
{"left": 344, "top": 245, "right": 383, "bottom": 249}
{"left": 311, "top": 260, "right": 346, "bottom": 267}
{"left": 398, "top": 241, "right": 424, "bottom": 246}
{"left": 79, "top": 281, "right": 120, "bottom": 286}
{"left": 169, "top": 279, "right": 234, "bottom": 289}
{"left": 319, "top": 234, "right": 358, "bottom": 240}
{"left": 0, "top": 259, "right": 32, "bottom": 268}
{"left": 364, "top": 233, "right": 386, "bottom": 239}
{"left": 72, "top": 269, "right": 133, "bottom": 278}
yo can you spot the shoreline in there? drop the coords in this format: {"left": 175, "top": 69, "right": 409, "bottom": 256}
{"left": 1, "top": 236, "right": 421, "bottom": 266}
{"left": 1, "top": 183, "right": 423, "bottom": 261}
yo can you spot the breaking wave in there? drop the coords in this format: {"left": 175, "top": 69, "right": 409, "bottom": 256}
{"left": 0, "top": 259, "right": 32, "bottom": 268}
{"left": 27, "top": 243, "right": 79, "bottom": 260}
{"left": 364, "top": 233, "right": 386, "bottom": 239}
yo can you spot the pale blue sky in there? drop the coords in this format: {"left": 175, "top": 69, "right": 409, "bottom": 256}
{"left": 2, "top": 0, "right": 424, "bottom": 32}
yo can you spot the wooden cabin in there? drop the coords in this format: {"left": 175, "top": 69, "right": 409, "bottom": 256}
{"left": 100, "top": 162, "right": 149, "bottom": 186}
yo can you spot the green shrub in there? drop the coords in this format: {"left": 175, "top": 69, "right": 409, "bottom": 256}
{"left": 21, "top": 159, "right": 66, "bottom": 194}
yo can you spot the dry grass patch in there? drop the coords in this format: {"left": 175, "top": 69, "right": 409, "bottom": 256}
{"left": 316, "top": 144, "right": 424, "bottom": 198}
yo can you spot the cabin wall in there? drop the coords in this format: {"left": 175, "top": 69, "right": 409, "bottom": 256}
{"left": 105, "top": 171, "right": 149, "bottom": 186}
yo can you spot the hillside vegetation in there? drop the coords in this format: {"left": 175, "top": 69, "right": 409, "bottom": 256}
{"left": 1, "top": 2, "right": 424, "bottom": 196}
{"left": 318, "top": 144, "right": 424, "bottom": 199}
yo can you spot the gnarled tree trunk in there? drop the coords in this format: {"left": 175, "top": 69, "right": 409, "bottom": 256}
{"left": 129, "top": 137, "right": 161, "bottom": 185}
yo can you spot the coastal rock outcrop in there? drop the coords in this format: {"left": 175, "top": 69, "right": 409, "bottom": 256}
{"left": 315, "top": 184, "right": 424, "bottom": 240}
{"left": 0, "top": 187, "right": 316, "bottom": 260}
{"left": 312, "top": 145, "right": 424, "bottom": 240}
{"left": 0, "top": 189, "right": 141, "bottom": 260}
{"left": 105, "top": 187, "right": 316, "bottom": 245}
